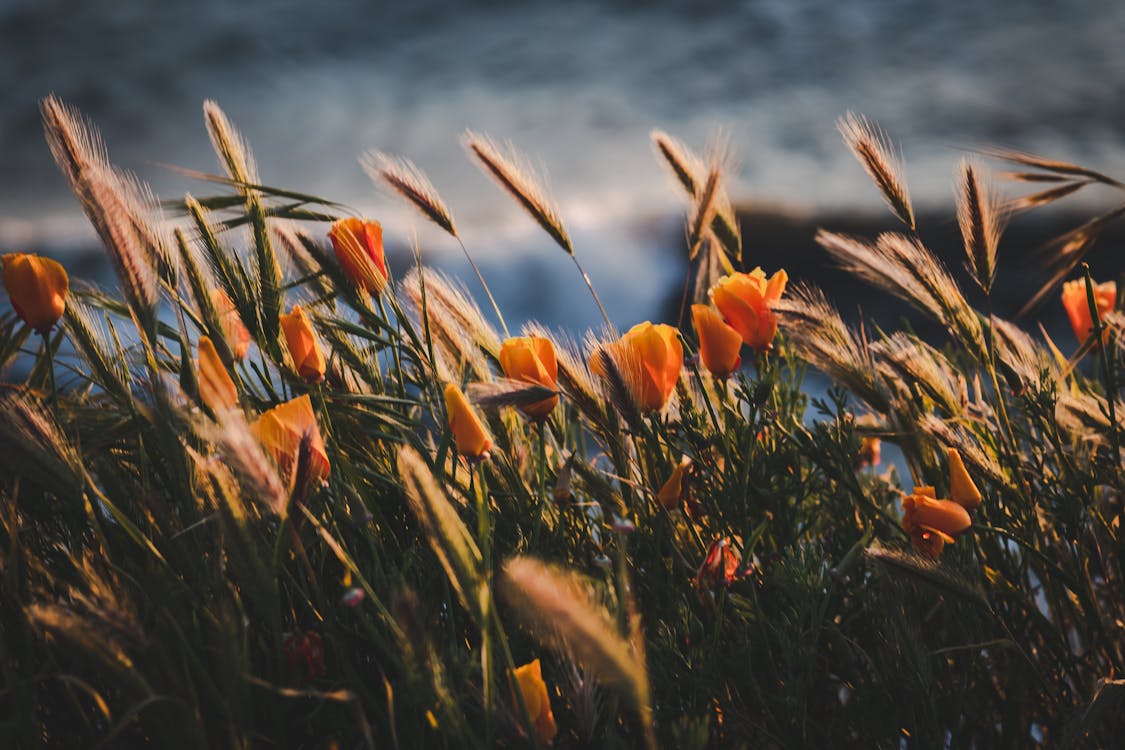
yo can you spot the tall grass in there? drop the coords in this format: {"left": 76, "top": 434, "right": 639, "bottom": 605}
{"left": 2, "top": 100, "right": 1124, "bottom": 748}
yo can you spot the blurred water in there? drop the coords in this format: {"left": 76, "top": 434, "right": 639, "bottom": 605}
{"left": 2, "top": 0, "right": 1124, "bottom": 330}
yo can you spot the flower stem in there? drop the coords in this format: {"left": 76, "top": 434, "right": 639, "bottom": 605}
{"left": 571, "top": 254, "right": 615, "bottom": 335}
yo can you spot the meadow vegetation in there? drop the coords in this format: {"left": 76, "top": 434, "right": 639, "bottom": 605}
{"left": 1, "top": 97, "right": 1124, "bottom": 748}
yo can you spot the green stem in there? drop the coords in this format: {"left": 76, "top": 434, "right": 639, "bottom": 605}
{"left": 457, "top": 237, "right": 508, "bottom": 338}
{"left": 42, "top": 331, "right": 58, "bottom": 417}
{"left": 1084, "top": 264, "right": 1122, "bottom": 480}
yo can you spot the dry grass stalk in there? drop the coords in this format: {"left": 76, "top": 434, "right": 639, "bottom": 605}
{"left": 500, "top": 557, "right": 650, "bottom": 711}
{"left": 774, "top": 284, "right": 890, "bottom": 412}
{"left": 0, "top": 393, "right": 84, "bottom": 493}
{"left": 397, "top": 447, "right": 484, "bottom": 621}
{"left": 918, "top": 415, "right": 1008, "bottom": 488}
{"left": 526, "top": 323, "right": 608, "bottom": 428}
{"left": 399, "top": 268, "right": 498, "bottom": 382}
{"left": 467, "top": 379, "right": 558, "bottom": 410}
{"left": 203, "top": 100, "right": 259, "bottom": 185}
{"left": 651, "top": 129, "right": 741, "bottom": 260}
{"left": 817, "top": 230, "right": 986, "bottom": 360}
{"left": 984, "top": 148, "right": 1124, "bottom": 188}
{"left": 463, "top": 132, "right": 572, "bottom": 255}
{"left": 873, "top": 333, "right": 965, "bottom": 417}
{"left": 837, "top": 113, "right": 915, "bottom": 230}
{"left": 41, "top": 96, "right": 160, "bottom": 323}
{"left": 686, "top": 168, "right": 721, "bottom": 262}
{"left": 956, "top": 160, "right": 1004, "bottom": 294}
{"left": 1016, "top": 205, "right": 1125, "bottom": 318}
{"left": 364, "top": 151, "right": 457, "bottom": 237}
{"left": 202, "top": 411, "right": 289, "bottom": 518}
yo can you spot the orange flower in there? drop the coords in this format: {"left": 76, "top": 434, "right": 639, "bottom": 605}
{"left": 692, "top": 304, "right": 742, "bottom": 378}
{"left": 280, "top": 305, "right": 326, "bottom": 383}
{"left": 1061, "top": 278, "right": 1116, "bottom": 345}
{"left": 509, "top": 659, "right": 557, "bottom": 746}
{"left": 444, "top": 383, "right": 492, "bottom": 461}
{"left": 328, "top": 217, "right": 387, "bottom": 295}
{"left": 901, "top": 486, "right": 972, "bottom": 557}
{"left": 695, "top": 538, "right": 744, "bottom": 590}
{"left": 710, "top": 267, "right": 788, "bottom": 352}
{"left": 198, "top": 336, "right": 238, "bottom": 412}
{"left": 499, "top": 336, "right": 559, "bottom": 421}
{"left": 251, "top": 394, "right": 331, "bottom": 492}
{"left": 947, "top": 448, "right": 982, "bottom": 511}
{"left": 591, "top": 321, "right": 683, "bottom": 412}
{"left": 859, "top": 436, "right": 881, "bottom": 468}
{"left": 657, "top": 456, "right": 693, "bottom": 510}
{"left": 211, "top": 289, "right": 251, "bottom": 360}
{"left": 2, "top": 253, "right": 68, "bottom": 333}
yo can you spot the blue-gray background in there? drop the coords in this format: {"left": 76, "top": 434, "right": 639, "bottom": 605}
{"left": 2, "top": 0, "right": 1123, "bottom": 331}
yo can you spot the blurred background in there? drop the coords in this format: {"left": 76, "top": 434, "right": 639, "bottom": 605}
{"left": 2, "top": 0, "right": 1124, "bottom": 333}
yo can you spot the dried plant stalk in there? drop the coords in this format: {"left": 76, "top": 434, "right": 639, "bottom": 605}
{"left": 364, "top": 151, "right": 456, "bottom": 237}
{"left": 463, "top": 132, "right": 572, "bottom": 255}
{"left": 956, "top": 160, "right": 1004, "bottom": 294}
{"left": 500, "top": 557, "right": 650, "bottom": 712}
{"left": 837, "top": 113, "right": 915, "bottom": 230}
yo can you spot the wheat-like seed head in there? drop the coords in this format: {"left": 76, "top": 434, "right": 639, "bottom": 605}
{"left": 500, "top": 557, "right": 650, "bottom": 711}
{"left": 837, "top": 112, "right": 915, "bottom": 230}
{"left": 399, "top": 267, "right": 499, "bottom": 382}
{"left": 397, "top": 447, "right": 483, "bottom": 621}
{"left": 956, "top": 159, "right": 1004, "bottom": 294}
{"left": 203, "top": 99, "right": 259, "bottom": 185}
{"left": 774, "top": 284, "right": 891, "bottom": 412}
{"left": 42, "top": 96, "right": 160, "bottom": 322}
{"left": 463, "top": 131, "right": 572, "bottom": 255}
{"left": 363, "top": 151, "right": 457, "bottom": 237}
{"left": 873, "top": 333, "right": 965, "bottom": 417}
{"left": 201, "top": 410, "right": 289, "bottom": 518}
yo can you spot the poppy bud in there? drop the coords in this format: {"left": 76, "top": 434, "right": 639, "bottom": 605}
{"left": 691, "top": 304, "right": 742, "bottom": 378}
{"left": 280, "top": 305, "right": 326, "bottom": 383}
{"left": 251, "top": 394, "right": 331, "bottom": 492}
{"left": 2, "top": 253, "right": 68, "bottom": 333}
{"left": 508, "top": 659, "right": 558, "bottom": 746}
{"left": 211, "top": 289, "right": 251, "bottom": 360}
{"left": 444, "top": 383, "right": 492, "bottom": 461}
{"left": 328, "top": 217, "right": 387, "bottom": 295}
{"left": 947, "top": 448, "right": 982, "bottom": 511}
{"left": 499, "top": 336, "right": 559, "bottom": 420}
{"left": 1061, "top": 278, "right": 1115, "bottom": 345}
{"left": 198, "top": 335, "right": 238, "bottom": 412}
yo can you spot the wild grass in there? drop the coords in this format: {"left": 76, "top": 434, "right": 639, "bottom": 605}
{"left": 2, "top": 101, "right": 1125, "bottom": 749}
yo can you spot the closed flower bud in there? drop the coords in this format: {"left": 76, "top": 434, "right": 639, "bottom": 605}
{"left": 198, "top": 336, "right": 238, "bottom": 412}
{"left": 947, "top": 448, "right": 982, "bottom": 511}
{"left": 691, "top": 304, "right": 742, "bottom": 378}
{"left": 695, "top": 538, "right": 744, "bottom": 590}
{"left": 859, "top": 436, "right": 881, "bottom": 468}
{"left": 710, "top": 267, "right": 787, "bottom": 352}
{"left": 657, "top": 456, "right": 693, "bottom": 510}
{"left": 328, "top": 217, "right": 387, "bottom": 295}
{"left": 280, "top": 305, "right": 326, "bottom": 383}
{"left": 499, "top": 335, "right": 559, "bottom": 420}
{"left": 251, "top": 394, "right": 331, "bottom": 492}
{"left": 509, "top": 659, "right": 558, "bottom": 746}
{"left": 901, "top": 486, "right": 972, "bottom": 558}
{"left": 591, "top": 321, "right": 683, "bottom": 412}
{"left": 211, "top": 289, "right": 251, "bottom": 360}
{"left": 444, "top": 383, "right": 492, "bottom": 461}
{"left": 1061, "top": 278, "right": 1116, "bottom": 345}
{"left": 2, "top": 253, "right": 69, "bottom": 333}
